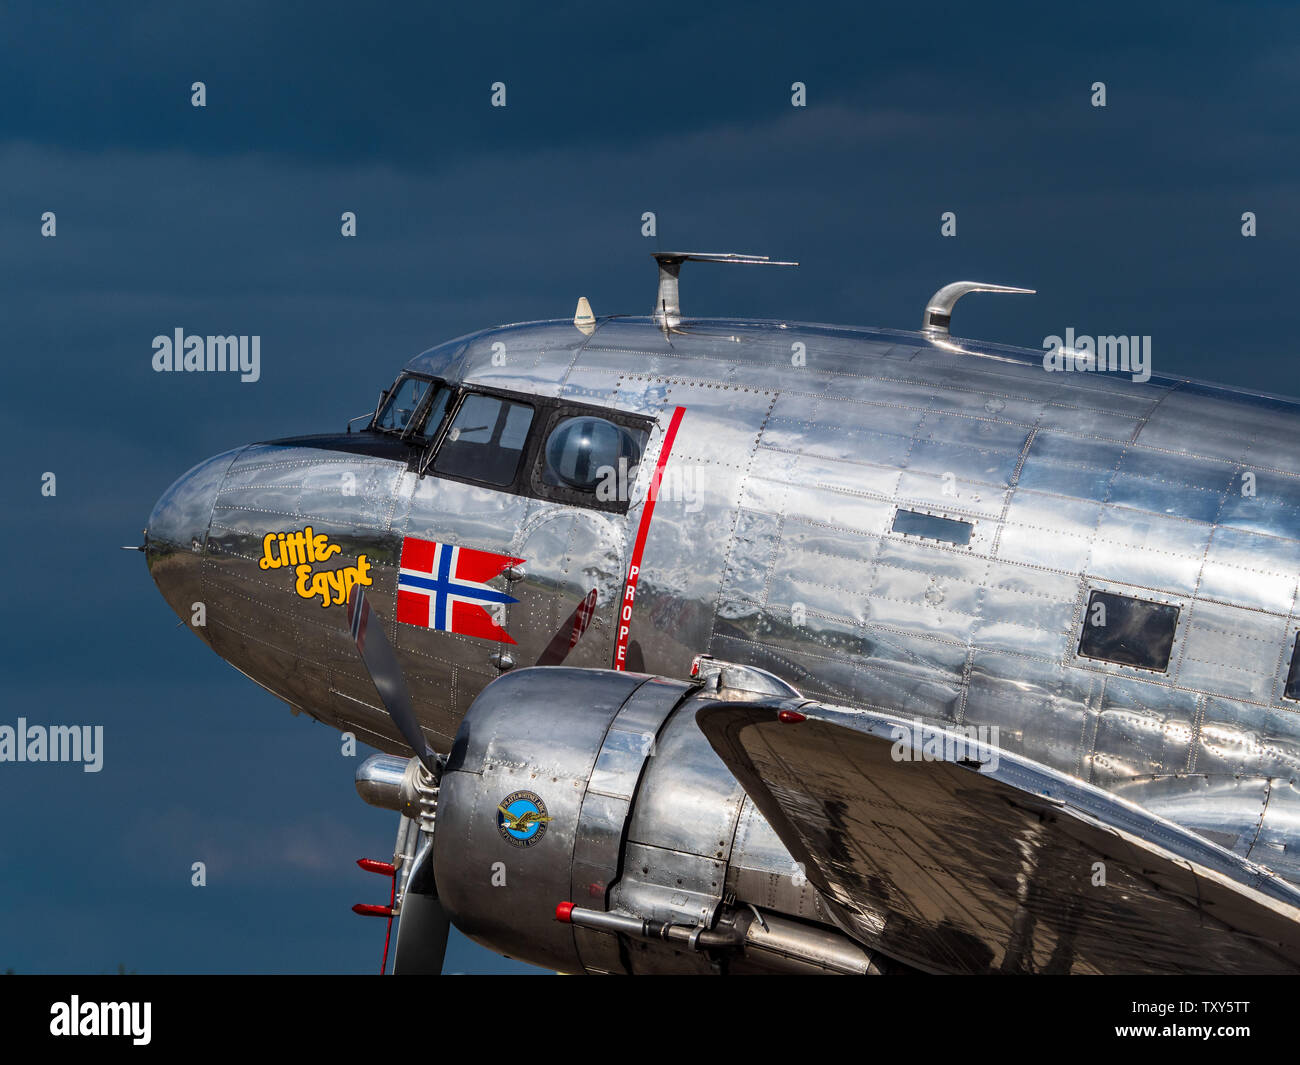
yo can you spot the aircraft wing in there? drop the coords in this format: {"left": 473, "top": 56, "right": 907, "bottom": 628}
{"left": 695, "top": 699, "right": 1300, "bottom": 974}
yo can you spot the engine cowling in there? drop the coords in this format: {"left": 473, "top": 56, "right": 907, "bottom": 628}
{"left": 394, "top": 666, "right": 889, "bottom": 974}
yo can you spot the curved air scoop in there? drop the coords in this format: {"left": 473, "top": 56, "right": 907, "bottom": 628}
{"left": 922, "top": 281, "right": 1035, "bottom": 337}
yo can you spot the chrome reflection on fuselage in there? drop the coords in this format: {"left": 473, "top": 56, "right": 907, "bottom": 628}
{"left": 147, "top": 313, "right": 1300, "bottom": 887}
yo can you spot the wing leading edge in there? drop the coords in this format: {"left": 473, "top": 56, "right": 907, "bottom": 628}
{"left": 696, "top": 700, "right": 1300, "bottom": 974}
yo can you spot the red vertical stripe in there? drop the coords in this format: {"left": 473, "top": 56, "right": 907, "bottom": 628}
{"left": 613, "top": 406, "right": 686, "bottom": 670}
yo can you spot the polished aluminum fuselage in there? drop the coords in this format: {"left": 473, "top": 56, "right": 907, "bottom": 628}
{"left": 148, "top": 314, "right": 1300, "bottom": 886}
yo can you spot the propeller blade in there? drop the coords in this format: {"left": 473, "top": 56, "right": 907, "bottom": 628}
{"left": 346, "top": 585, "right": 439, "bottom": 777}
{"left": 345, "top": 600, "right": 449, "bottom": 974}
{"left": 534, "top": 587, "right": 599, "bottom": 666}
{"left": 392, "top": 838, "right": 449, "bottom": 975}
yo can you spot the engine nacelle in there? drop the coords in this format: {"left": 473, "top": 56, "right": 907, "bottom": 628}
{"left": 420, "top": 666, "right": 885, "bottom": 974}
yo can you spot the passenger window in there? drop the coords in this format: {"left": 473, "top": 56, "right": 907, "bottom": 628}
{"left": 1077, "top": 590, "right": 1180, "bottom": 672}
{"left": 892, "top": 508, "right": 973, "bottom": 546}
{"left": 434, "top": 393, "right": 534, "bottom": 486}
{"left": 374, "top": 376, "right": 436, "bottom": 435}
{"left": 1284, "top": 633, "right": 1300, "bottom": 701}
{"left": 543, "top": 416, "right": 645, "bottom": 491}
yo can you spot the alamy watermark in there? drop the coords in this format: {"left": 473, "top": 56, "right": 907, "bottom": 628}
{"left": 0, "top": 718, "right": 103, "bottom": 772}
{"left": 595, "top": 458, "right": 704, "bottom": 513}
{"left": 1042, "top": 328, "right": 1151, "bottom": 383}
{"left": 889, "top": 717, "right": 1000, "bottom": 772}
{"left": 50, "top": 997, "right": 150, "bottom": 1045}
{"left": 152, "top": 328, "right": 260, "bottom": 383}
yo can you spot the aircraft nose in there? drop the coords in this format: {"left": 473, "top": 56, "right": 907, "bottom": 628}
{"left": 144, "top": 448, "right": 241, "bottom": 622}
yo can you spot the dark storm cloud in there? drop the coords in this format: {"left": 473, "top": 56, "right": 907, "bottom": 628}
{"left": 4, "top": 1, "right": 1298, "bottom": 168}
{"left": 3, "top": 0, "right": 1300, "bottom": 974}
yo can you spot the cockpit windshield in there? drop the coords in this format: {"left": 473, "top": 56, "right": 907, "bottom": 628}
{"left": 372, "top": 376, "right": 449, "bottom": 439}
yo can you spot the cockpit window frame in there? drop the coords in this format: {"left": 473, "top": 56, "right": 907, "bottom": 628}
{"left": 370, "top": 372, "right": 449, "bottom": 443}
{"left": 425, "top": 389, "right": 537, "bottom": 489}
{"left": 412, "top": 384, "right": 655, "bottom": 515}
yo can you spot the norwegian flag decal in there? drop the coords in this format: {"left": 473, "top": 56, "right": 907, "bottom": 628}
{"left": 396, "top": 537, "right": 523, "bottom": 644}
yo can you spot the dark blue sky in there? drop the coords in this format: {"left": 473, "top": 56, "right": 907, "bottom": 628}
{"left": 3, "top": 0, "right": 1298, "bottom": 973}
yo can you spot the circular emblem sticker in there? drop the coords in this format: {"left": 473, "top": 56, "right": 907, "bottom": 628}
{"left": 496, "top": 790, "right": 551, "bottom": 848}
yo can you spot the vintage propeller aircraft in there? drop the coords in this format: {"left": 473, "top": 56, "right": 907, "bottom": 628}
{"left": 141, "top": 252, "right": 1300, "bottom": 974}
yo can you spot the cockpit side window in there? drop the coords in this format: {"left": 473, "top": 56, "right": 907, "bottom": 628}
{"left": 421, "top": 385, "right": 453, "bottom": 443}
{"left": 373, "top": 375, "right": 446, "bottom": 439}
{"left": 433, "top": 393, "right": 535, "bottom": 487}
{"left": 414, "top": 383, "right": 655, "bottom": 511}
